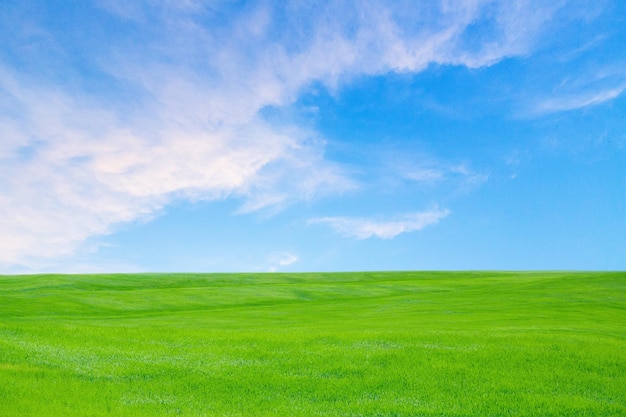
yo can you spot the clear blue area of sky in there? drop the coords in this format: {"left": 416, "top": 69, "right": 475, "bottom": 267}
{"left": 1, "top": 1, "right": 624, "bottom": 273}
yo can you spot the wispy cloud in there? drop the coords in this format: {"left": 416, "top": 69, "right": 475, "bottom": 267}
{"left": 278, "top": 253, "right": 299, "bottom": 267}
{"left": 0, "top": 70, "right": 347, "bottom": 264}
{"left": 533, "top": 84, "right": 626, "bottom": 114}
{"left": 524, "top": 42, "right": 626, "bottom": 116}
{"left": 309, "top": 209, "right": 450, "bottom": 239}
{"left": 0, "top": 1, "right": 571, "bottom": 266}
{"left": 403, "top": 163, "right": 488, "bottom": 191}
{"left": 267, "top": 252, "right": 299, "bottom": 272}
{"left": 380, "top": 150, "right": 489, "bottom": 194}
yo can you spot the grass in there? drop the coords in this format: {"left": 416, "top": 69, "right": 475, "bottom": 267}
{"left": 0, "top": 271, "right": 624, "bottom": 416}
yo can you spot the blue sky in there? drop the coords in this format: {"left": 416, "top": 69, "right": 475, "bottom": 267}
{"left": 1, "top": 0, "right": 625, "bottom": 273}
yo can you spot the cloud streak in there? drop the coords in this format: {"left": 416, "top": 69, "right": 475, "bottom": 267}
{"left": 266, "top": 252, "right": 299, "bottom": 272}
{"left": 534, "top": 84, "right": 626, "bottom": 113}
{"left": 310, "top": 209, "right": 450, "bottom": 239}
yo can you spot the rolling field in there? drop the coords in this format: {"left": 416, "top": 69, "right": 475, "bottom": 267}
{"left": 0, "top": 271, "right": 624, "bottom": 416}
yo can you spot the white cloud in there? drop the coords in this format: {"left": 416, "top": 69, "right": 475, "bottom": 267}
{"left": 278, "top": 253, "right": 299, "bottom": 267}
{"left": 533, "top": 84, "right": 626, "bottom": 113}
{"left": 524, "top": 49, "right": 626, "bottom": 116}
{"left": 404, "top": 163, "right": 488, "bottom": 190}
{"left": 0, "top": 71, "right": 349, "bottom": 265}
{"left": 0, "top": 1, "right": 568, "bottom": 266}
{"left": 309, "top": 209, "right": 450, "bottom": 239}
{"left": 267, "top": 252, "right": 299, "bottom": 272}
{"left": 402, "top": 167, "right": 446, "bottom": 184}
{"left": 381, "top": 151, "right": 489, "bottom": 193}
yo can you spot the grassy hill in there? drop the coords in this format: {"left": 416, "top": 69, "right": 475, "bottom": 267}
{"left": 1, "top": 271, "right": 624, "bottom": 416}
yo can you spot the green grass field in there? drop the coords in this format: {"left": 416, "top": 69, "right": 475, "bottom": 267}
{"left": 0, "top": 271, "right": 624, "bottom": 416}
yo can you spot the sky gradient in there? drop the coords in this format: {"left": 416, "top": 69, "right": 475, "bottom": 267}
{"left": 1, "top": 0, "right": 625, "bottom": 273}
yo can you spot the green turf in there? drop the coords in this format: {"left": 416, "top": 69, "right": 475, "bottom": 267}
{"left": 0, "top": 271, "right": 624, "bottom": 416}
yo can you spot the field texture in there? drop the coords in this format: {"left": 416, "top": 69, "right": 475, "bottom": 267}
{"left": 0, "top": 272, "right": 624, "bottom": 416}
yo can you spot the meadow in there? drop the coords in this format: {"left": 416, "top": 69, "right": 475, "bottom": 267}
{"left": 0, "top": 271, "right": 624, "bottom": 416}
